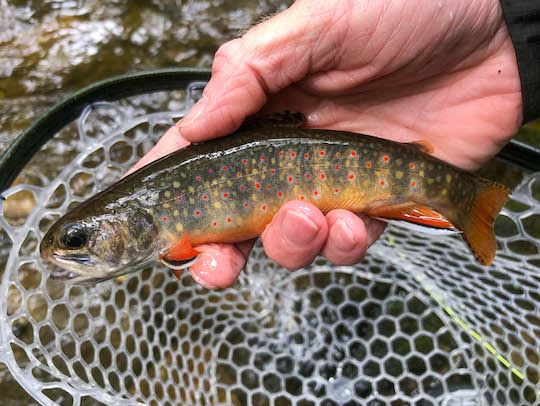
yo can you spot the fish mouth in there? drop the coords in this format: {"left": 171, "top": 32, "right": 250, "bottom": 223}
{"left": 48, "top": 268, "right": 81, "bottom": 281}
{"left": 52, "top": 253, "right": 96, "bottom": 266}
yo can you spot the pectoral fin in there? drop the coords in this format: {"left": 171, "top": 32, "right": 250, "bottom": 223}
{"left": 160, "top": 231, "right": 202, "bottom": 278}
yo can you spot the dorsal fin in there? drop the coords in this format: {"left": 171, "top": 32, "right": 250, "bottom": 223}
{"left": 240, "top": 110, "right": 307, "bottom": 129}
{"left": 407, "top": 140, "right": 434, "bottom": 154}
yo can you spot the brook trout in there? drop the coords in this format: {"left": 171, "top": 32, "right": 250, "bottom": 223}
{"left": 40, "top": 113, "right": 510, "bottom": 283}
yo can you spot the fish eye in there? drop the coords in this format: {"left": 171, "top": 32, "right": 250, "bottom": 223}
{"left": 60, "top": 223, "right": 87, "bottom": 249}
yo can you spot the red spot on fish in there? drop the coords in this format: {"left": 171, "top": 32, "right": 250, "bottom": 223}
{"left": 335, "top": 165, "right": 340, "bottom": 170}
{"left": 177, "top": 197, "right": 182, "bottom": 201}
{"left": 300, "top": 196, "right": 305, "bottom": 200}
{"left": 349, "top": 174, "right": 355, "bottom": 180}
{"left": 162, "top": 217, "right": 167, "bottom": 221}
{"left": 240, "top": 186, "right": 244, "bottom": 191}
{"left": 305, "top": 153, "right": 309, "bottom": 158}
{"left": 314, "top": 191, "right": 318, "bottom": 196}
{"left": 255, "top": 183, "right": 260, "bottom": 189}
{"left": 213, "top": 222, "right": 217, "bottom": 226}
{"left": 266, "top": 185, "right": 270, "bottom": 189}
{"left": 203, "top": 195, "right": 208, "bottom": 200}
{"left": 366, "top": 162, "right": 371, "bottom": 168}
{"left": 262, "top": 205, "right": 266, "bottom": 210}
{"left": 279, "top": 152, "right": 283, "bottom": 156}
{"left": 242, "top": 159, "right": 247, "bottom": 164}
{"left": 196, "top": 176, "right": 201, "bottom": 181}
{"left": 351, "top": 151, "right": 357, "bottom": 156}
{"left": 336, "top": 153, "right": 341, "bottom": 157}
{"left": 227, "top": 218, "right": 231, "bottom": 223}
{"left": 411, "top": 181, "right": 416, "bottom": 187}
{"left": 321, "top": 174, "right": 325, "bottom": 179}
{"left": 223, "top": 166, "right": 228, "bottom": 170}
{"left": 306, "top": 174, "right": 311, "bottom": 179}
{"left": 320, "top": 151, "right": 325, "bottom": 156}
{"left": 291, "top": 152, "right": 296, "bottom": 157}
{"left": 223, "top": 193, "right": 228, "bottom": 198}
{"left": 409, "top": 163, "right": 415, "bottom": 169}
{"left": 209, "top": 169, "right": 213, "bottom": 174}
{"left": 383, "top": 156, "right": 389, "bottom": 162}
{"left": 380, "top": 180, "right": 385, "bottom": 186}
{"left": 271, "top": 170, "right": 275, "bottom": 174}
{"left": 237, "top": 173, "right": 242, "bottom": 178}
{"left": 278, "top": 192, "right": 283, "bottom": 197}
{"left": 335, "top": 188, "right": 339, "bottom": 193}
{"left": 195, "top": 211, "right": 200, "bottom": 216}
{"left": 288, "top": 177, "right": 293, "bottom": 182}
{"left": 261, "top": 155, "right": 265, "bottom": 160}
{"left": 244, "top": 202, "right": 248, "bottom": 207}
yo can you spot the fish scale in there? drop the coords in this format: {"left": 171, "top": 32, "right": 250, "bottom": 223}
{"left": 40, "top": 113, "right": 511, "bottom": 283}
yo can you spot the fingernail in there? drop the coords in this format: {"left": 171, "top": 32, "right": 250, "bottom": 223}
{"left": 281, "top": 209, "right": 320, "bottom": 248}
{"left": 334, "top": 219, "right": 357, "bottom": 251}
{"left": 178, "top": 95, "right": 207, "bottom": 128}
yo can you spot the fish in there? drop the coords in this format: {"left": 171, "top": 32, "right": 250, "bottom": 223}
{"left": 40, "top": 112, "right": 510, "bottom": 283}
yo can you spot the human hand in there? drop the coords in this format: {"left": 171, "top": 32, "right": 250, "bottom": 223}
{"left": 130, "top": 0, "right": 522, "bottom": 288}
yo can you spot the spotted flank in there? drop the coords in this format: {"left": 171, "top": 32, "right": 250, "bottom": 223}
{"left": 39, "top": 112, "right": 511, "bottom": 283}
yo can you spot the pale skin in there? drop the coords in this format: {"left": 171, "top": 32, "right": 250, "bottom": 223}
{"left": 128, "top": 0, "right": 522, "bottom": 289}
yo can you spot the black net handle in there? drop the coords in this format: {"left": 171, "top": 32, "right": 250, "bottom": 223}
{"left": 0, "top": 67, "right": 537, "bottom": 193}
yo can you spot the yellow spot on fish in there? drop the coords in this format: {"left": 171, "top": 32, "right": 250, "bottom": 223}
{"left": 164, "top": 191, "right": 171, "bottom": 198}
{"left": 428, "top": 178, "right": 434, "bottom": 185}
{"left": 252, "top": 169, "right": 259, "bottom": 175}
{"left": 396, "top": 158, "right": 403, "bottom": 165}
{"left": 173, "top": 181, "right": 180, "bottom": 188}
{"left": 442, "top": 189, "right": 447, "bottom": 195}
{"left": 395, "top": 171, "right": 403, "bottom": 179}
{"left": 163, "top": 203, "right": 170, "bottom": 209}
{"left": 363, "top": 179, "right": 370, "bottom": 187}
{"left": 213, "top": 190, "right": 218, "bottom": 197}
{"left": 287, "top": 163, "right": 293, "bottom": 168}
{"left": 189, "top": 198, "right": 195, "bottom": 204}
{"left": 176, "top": 223, "right": 183, "bottom": 232}
{"left": 214, "top": 202, "right": 222, "bottom": 209}
{"left": 252, "top": 194, "right": 257, "bottom": 201}
{"left": 173, "top": 209, "right": 179, "bottom": 216}
{"left": 212, "top": 179, "right": 218, "bottom": 186}
{"left": 188, "top": 186, "right": 195, "bottom": 192}
{"left": 183, "top": 208, "right": 188, "bottom": 216}
{"left": 446, "top": 174, "right": 452, "bottom": 183}
{"left": 295, "top": 167, "right": 300, "bottom": 174}
{"left": 227, "top": 180, "right": 233, "bottom": 186}
{"left": 419, "top": 170, "right": 424, "bottom": 177}
{"left": 271, "top": 158, "right": 276, "bottom": 164}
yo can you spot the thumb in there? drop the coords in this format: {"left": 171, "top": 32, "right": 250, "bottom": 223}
{"left": 178, "top": 1, "right": 338, "bottom": 142}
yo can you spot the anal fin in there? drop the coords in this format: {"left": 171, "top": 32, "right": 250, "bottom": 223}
{"left": 368, "top": 202, "right": 456, "bottom": 230}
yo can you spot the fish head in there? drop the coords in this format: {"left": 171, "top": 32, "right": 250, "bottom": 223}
{"left": 40, "top": 203, "right": 159, "bottom": 284}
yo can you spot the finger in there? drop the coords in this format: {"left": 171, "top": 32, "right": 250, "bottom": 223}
{"left": 188, "top": 240, "right": 255, "bottom": 289}
{"left": 178, "top": 1, "right": 341, "bottom": 143}
{"left": 124, "top": 125, "right": 190, "bottom": 176}
{"left": 260, "top": 201, "right": 328, "bottom": 270}
{"left": 321, "top": 210, "right": 386, "bottom": 265}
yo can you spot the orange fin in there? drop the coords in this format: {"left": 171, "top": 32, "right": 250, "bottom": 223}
{"left": 172, "top": 269, "right": 184, "bottom": 280}
{"left": 459, "top": 179, "right": 510, "bottom": 266}
{"left": 162, "top": 231, "right": 201, "bottom": 261}
{"left": 368, "top": 202, "right": 456, "bottom": 229}
{"left": 407, "top": 140, "right": 434, "bottom": 154}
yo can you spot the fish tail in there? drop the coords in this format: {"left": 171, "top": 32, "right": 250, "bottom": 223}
{"left": 460, "top": 178, "right": 510, "bottom": 266}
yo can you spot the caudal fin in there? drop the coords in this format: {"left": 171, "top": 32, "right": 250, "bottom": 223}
{"left": 461, "top": 179, "right": 510, "bottom": 266}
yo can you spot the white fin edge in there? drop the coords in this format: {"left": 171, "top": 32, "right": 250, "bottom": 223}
{"left": 374, "top": 218, "right": 462, "bottom": 235}
{"left": 161, "top": 254, "right": 201, "bottom": 271}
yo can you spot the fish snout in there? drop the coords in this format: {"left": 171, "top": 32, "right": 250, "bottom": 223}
{"left": 39, "top": 232, "right": 55, "bottom": 258}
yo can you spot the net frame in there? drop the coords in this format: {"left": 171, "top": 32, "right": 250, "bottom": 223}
{"left": 0, "top": 77, "right": 538, "bottom": 406}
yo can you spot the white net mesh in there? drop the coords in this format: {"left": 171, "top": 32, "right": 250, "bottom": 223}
{"left": 0, "top": 82, "right": 538, "bottom": 406}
